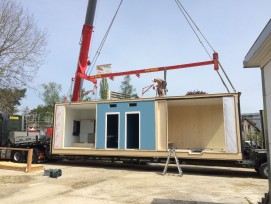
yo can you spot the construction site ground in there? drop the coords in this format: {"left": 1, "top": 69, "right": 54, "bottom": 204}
{"left": 0, "top": 160, "right": 268, "bottom": 204}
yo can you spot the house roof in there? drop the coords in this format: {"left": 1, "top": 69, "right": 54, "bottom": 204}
{"left": 243, "top": 19, "right": 271, "bottom": 68}
{"left": 242, "top": 118, "right": 261, "bottom": 132}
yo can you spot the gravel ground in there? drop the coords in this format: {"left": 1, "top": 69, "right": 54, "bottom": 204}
{"left": 0, "top": 160, "right": 268, "bottom": 204}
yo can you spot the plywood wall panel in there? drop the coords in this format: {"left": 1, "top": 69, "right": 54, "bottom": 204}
{"left": 168, "top": 104, "right": 225, "bottom": 150}
{"left": 155, "top": 101, "right": 167, "bottom": 150}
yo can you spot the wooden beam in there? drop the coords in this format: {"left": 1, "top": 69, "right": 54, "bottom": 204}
{"left": 0, "top": 147, "right": 38, "bottom": 173}
{"left": 0, "top": 162, "right": 44, "bottom": 172}
{"left": 26, "top": 149, "right": 33, "bottom": 172}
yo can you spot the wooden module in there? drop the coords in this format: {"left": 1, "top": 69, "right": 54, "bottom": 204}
{"left": 52, "top": 93, "right": 242, "bottom": 161}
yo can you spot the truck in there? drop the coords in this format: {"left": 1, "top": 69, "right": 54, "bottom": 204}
{"left": 0, "top": 113, "right": 51, "bottom": 163}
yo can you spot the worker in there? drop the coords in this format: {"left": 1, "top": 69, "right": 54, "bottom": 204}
{"left": 153, "top": 78, "right": 167, "bottom": 97}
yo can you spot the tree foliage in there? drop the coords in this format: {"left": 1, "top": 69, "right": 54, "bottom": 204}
{"left": 42, "top": 82, "right": 62, "bottom": 106}
{"left": 0, "top": 0, "right": 47, "bottom": 89}
{"left": 186, "top": 90, "right": 207, "bottom": 95}
{"left": 26, "top": 82, "right": 62, "bottom": 128}
{"left": 120, "top": 75, "right": 138, "bottom": 98}
{"left": 29, "top": 105, "right": 54, "bottom": 127}
{"left": 0, "top": 88, "right": 26, "bottom": 114}
{"left": 243, "top": 131, "right": 262, "bottom": 146}
{"left": 100, "top": 78, "right": 109, "bottom": 100}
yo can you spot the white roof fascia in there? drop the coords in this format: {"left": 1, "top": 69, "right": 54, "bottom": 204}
{"left": 243, "top": 19, "right": 271, "bottom": 68}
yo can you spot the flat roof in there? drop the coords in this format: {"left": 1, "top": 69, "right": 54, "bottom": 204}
{"left": 243, "top": 19, "right": 271, "bottom": 68}
{"left": 56, "top": 92, "right": 238, "bottom": 106}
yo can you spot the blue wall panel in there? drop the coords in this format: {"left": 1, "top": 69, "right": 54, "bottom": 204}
{"left": 96, "top": 101, "right": 155, "bottom": 150}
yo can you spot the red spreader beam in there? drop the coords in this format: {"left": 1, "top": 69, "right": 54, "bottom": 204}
{"left": 81, "top": 52, "right": 219, "bottom": 82}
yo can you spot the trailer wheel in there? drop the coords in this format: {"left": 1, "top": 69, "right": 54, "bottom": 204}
{"left": 11, "top": 151, "right": 24, "bottom": 163}
{"left": 260, "top": 163, "right": 268, "bottom": 179}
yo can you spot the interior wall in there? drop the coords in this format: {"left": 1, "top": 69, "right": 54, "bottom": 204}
{"left": 168, "top": 104, "right": 225, "bottom": 150}
{"left": 64, "top": 108, "right": 80, "bottom": 147}
{"left": 64, "top": 107, "right": 96, "bottom": 147}
{"left": 79, "top": 109, "right": 96, "bottom": 119}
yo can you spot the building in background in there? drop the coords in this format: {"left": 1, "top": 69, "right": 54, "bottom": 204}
{"left": 242, "top": 113, "right": 262, "bottom": 130}
{"left": 241, "top": 114, "right": 261, "bottom": 147}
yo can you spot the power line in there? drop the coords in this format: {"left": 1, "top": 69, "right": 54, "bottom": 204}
{"left": 174, "top": 0, "right": 211, "bottom": 59}
{"left": 174, "top": 0, "right": 236, "bottom": 93}
{"left": 175, "top": 0, "right": 215, "bottom": 53}
{"left": 87, "top": 0, "right": 124, "bottom": 75}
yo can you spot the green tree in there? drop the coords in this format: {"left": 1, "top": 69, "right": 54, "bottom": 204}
{"left": 186, "top": 90, "right": 207, "bottom": 95}
{"left": 0, "top": 88, "right": 26, "bottom": 114}
{"left": 0, "top": 0, "right": 47, "bottom": 89}
{"left": 29, "top": 105, "right": 53, "bottom": 127}
{"left": 120, "top": 75, "right": 138, "bottom": 98}
{"left": 243, "top": 130, "right": 262, "bottom": 147}
{"left": 26, "top": 82, "right": 62, "bottom": 128}
{"left": 42, "top": 82, "right": 62, "bottom": 106}
{"left": 100, "top": 78, "right": 109, "bottom": 100}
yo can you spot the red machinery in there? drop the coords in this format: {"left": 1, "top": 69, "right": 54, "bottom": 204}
{"left": 87, "top": 52, "right": 219, "bottom": 81}
{"left": 142, "top": 84, "right": 155, "bottom": 97}
{"left": 71, "top": 0, "right": 97, "bottom": 102}
{"left": 71, "top": 0, "right": 219, "bottom": 102}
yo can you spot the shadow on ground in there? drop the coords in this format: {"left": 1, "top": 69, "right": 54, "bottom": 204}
{"left": 45, "top": 159, "right": 261, "bottom": 179}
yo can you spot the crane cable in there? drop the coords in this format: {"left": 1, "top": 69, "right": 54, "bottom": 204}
{"left": 175, "top": 0, "right": 215, "bottom": 52}
{"left": 174, "top": 0, "right": 236, "bottom": 93}
{"left": 174, "top": 0, "right": 229, "bottom": 92}
{"left": 175, "top": 0, "right": 236, "bottom": 93}
{"left": 174, "top": 0, "right": 212, "bottom": 59}
{"left": 86, "top": 0, "right": 124, "bottom": 75}
{"left": 70, "top": 0, "right": 123, "bottom": 101}
{"left": 66, "top": 79, "right": 74, "bottom": 102}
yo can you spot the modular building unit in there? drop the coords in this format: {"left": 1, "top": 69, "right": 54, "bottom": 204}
{"left": 52, "top": 93, "right": 242, "bottom": 160}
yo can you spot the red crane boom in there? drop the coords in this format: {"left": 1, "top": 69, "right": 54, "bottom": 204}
{"left": 71, "top": 0, "right": 97, "bottom": 102}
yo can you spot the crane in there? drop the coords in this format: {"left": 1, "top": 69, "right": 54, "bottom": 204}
{"left": 71, "top": 0, "right": 98, "bottom": 102}
{"left": 71, "top": 0, "right": 219, "bottom": 102}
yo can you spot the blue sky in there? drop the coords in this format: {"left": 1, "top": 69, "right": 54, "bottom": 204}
{"left": 17, "top": 0, "right": 270, "bottom": 113}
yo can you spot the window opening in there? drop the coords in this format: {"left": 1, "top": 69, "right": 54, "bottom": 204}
{"left": 109, "top": 104, "right": 117, "bottom": 108}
